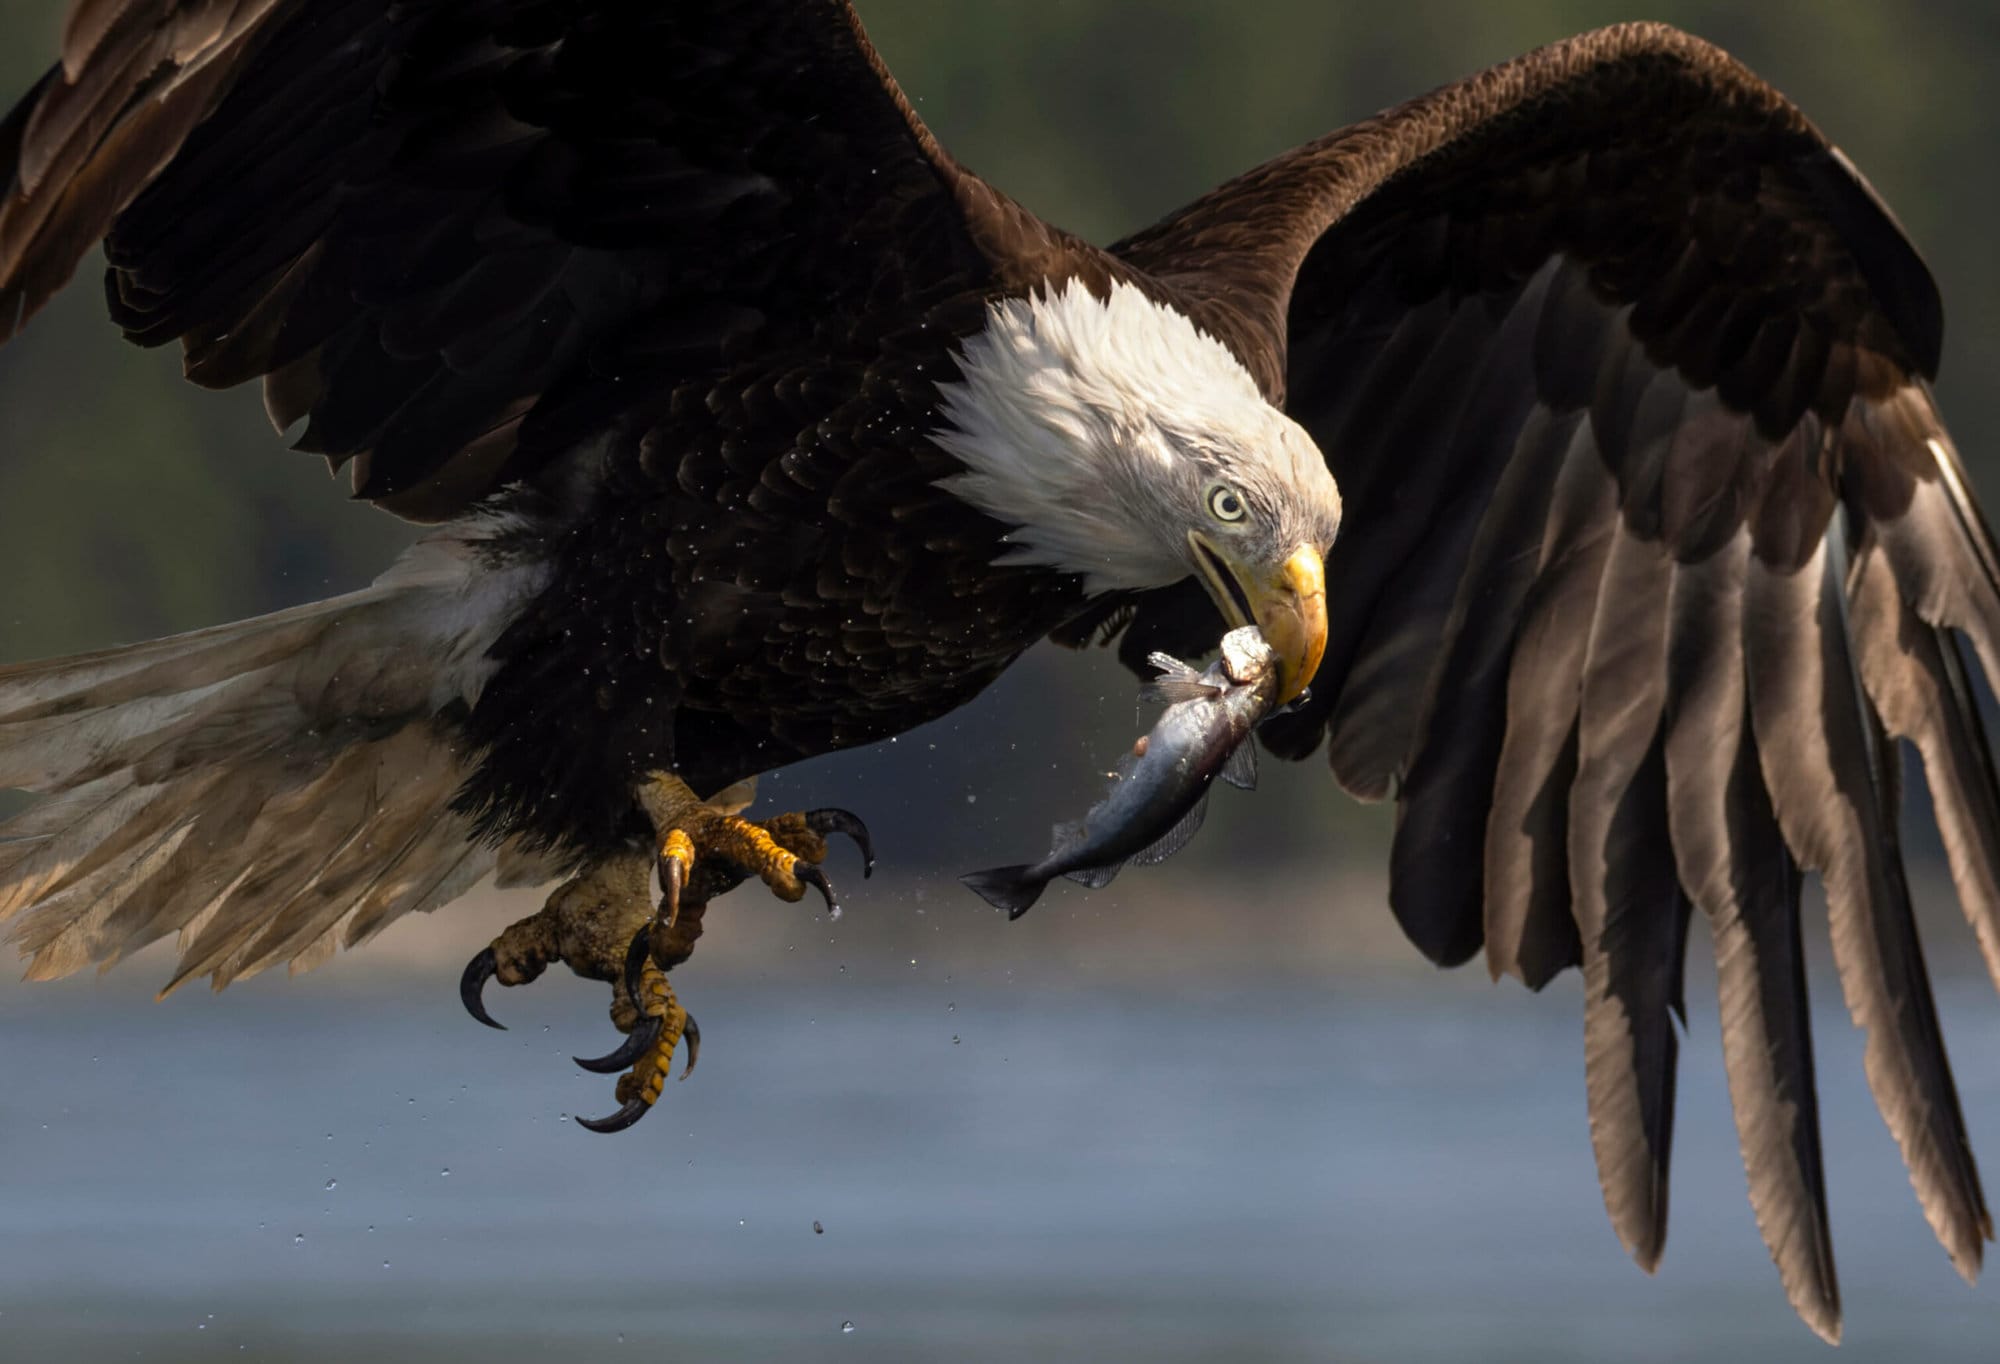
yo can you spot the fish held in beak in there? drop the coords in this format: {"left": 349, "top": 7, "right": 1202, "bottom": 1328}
{"left": 1190, "top": 536, "right": 1327, "bottom": 705}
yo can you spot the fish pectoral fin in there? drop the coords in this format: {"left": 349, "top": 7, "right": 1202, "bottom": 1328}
{"left": 1131, "top": 793, "right": 1210, "bottom": 868}
{"left": 1141, "top": 652, "right": 1220, "bottom": 706}
{"left": 1220, "top": 736, "right": 1258, "bottom": 791}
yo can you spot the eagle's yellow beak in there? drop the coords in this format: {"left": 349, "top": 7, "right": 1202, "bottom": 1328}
{"left": 1188, "top": 536, "right": 1327, "bottom": 705}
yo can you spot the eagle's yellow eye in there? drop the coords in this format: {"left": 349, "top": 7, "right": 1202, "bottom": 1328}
{"left": 1207, "top": 484, "right": 1247, "bottom": 523}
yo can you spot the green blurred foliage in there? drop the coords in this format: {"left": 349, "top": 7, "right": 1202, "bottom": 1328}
{"left": 0, "top": 1, "right": 1995, "bottom": 868}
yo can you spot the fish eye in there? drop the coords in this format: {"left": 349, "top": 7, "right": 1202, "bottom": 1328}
{"left": 1206, "top": 484, "right": 1247, "bottom": 523}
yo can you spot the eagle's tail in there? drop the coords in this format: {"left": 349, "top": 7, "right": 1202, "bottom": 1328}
{"left": 0, "top": 525, "right": 546, "bottom": 994}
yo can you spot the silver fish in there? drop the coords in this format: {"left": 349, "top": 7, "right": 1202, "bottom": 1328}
{"left": 960, "top": 626, "right": 1281, "bottom": 918}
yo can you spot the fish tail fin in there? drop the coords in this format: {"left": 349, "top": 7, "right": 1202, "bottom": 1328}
{"left": 958, "top": 865, "right": 1048, "bottom": 919}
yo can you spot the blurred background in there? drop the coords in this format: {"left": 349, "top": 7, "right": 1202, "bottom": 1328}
{"left": 3, "top": 1, "right": 2000, "bottom": 1359}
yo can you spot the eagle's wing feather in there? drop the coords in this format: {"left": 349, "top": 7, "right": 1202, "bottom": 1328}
{"left": 0, "top": 0, "right": 1059, "bottom": 521}
{"left": 1110, "top": 21, "right": 1997, "bottom": 1338}
{"left": 0, "top": 0, "right": 1117, "bottom": 987}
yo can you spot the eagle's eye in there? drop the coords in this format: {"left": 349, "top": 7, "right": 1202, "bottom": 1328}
{"left": 1206, "top": 484, "right": 1248, "bottom": 523}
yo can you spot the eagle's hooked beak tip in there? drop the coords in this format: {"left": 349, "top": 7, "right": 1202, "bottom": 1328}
{"left": 1190, "top": 536, "right": 1327, "bottom": 705}
{"left": 1256, "top": 545, "right": 1326, "bottom": 705}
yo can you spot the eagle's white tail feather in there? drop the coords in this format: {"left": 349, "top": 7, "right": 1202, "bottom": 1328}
{"left": 0, "top": 525, "right": 547, "bottom": 991}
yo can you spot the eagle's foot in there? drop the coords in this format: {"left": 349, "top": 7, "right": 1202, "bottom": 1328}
{"left": 637, "top": 772, "right": 874, "bottom": 930}
{"left": 457, "top": 854, "right": 657, "bottom": 1032}
{"left": 459, "top": 778, "right": 872, "bottom": 1133}
{"left": 576, "top": 932, "right": 701, "bottom": 1133}
{"left": 564, "top": 777, "right": 873, "bottom": 1132}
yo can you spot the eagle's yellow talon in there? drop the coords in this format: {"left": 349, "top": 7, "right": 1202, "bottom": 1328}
{"left": 659, "top": 828, "right": 696, "bottom": 876}
{"left": 578, "top": 944, "right": 690, "bottom": 1133}
{"left": 637, "top": 773, "right": 858, "bottom": 920}
{"left": 457, "top": 901, "right": 563, "bottom": 1030}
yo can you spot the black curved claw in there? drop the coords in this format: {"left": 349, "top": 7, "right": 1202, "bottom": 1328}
{"left": 459, "top": 947, "right": 505, "bottom": 1030}
{"left": 622, "top": 925, "right": 654, "bottom": 1002}
{"left": 680, "top": 1013, "right": 701, "bottom": 1080}
{"left": 795, "top": 863, "right": 839, "bottom": 917}
{"left": 574, "top": 1013, "right": 661, "bottom": 1075}
{"left": 576, "top": 1099, "right": 652, "bottom": 1135}
{"left": 680, "top": 1004, "right": 704, "bottom": 1080}
{"left": 659, "top": 849, "right": 686, "bottom": 929}
{"left": 806, "top": 808, "right": 876, "bottom": 878}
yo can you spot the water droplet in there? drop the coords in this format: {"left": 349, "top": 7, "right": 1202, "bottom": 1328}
{"left": 952, "top": 1036, "right": 961, "bottom": 1045}
{"left": 813, "top": 1220, "right": 824, "bottom": 1235}
{"left": 440, "top": 1167, "right": 450, "bottom": 1177}
{"left": 293, "top": 1233, "right": 304, "bottom": 1245}
{"left": 382, "top": 1261, "right": 392, "bottom": 1270}
{"left": 841, "top": 1321, "right": 856, "bottom": 1334}
{"left": 324, "top": 1179, "right": 338, "bottom": 1191}
{"left": 965, "top": 793, "right": 976, "bottom": 804}
{"left": 946, "top": 1002, "right": 955, "bottom": 1012}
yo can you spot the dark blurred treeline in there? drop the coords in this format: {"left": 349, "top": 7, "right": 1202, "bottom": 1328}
{"left": 0, "top": 1, "right": 1996, "bottom": 870}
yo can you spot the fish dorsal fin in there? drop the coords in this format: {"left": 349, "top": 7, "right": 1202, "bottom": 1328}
{"left": 1219, "top": 735, "right": 1258, "bottom": 791}
{"left": 1063, "top": 862, "right": 1124, "bottom": 890}
{"left": 1141, "top": 651, "right": 1219, "bottom": 706}
{"left": 1131, "top": 792, "right": 1209, "bottom": 867}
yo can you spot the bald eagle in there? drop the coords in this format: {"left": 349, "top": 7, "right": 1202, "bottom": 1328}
{"left": 1, "top": 0, "right": 1995, "bottom": 1338}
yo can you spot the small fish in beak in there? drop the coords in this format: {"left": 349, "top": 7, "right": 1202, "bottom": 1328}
{"left": 1189, "top": 537, "right": 1327, "bottom": 705}
{"left": 960, "top": 626, "right": 1281, "bottom": 917}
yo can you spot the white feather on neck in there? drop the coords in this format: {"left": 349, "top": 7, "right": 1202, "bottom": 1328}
{"left": 931, "top": 277, "right": 1272, "bottom": 594}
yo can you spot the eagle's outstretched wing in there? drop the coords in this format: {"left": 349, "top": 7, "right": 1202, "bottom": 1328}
{"left": 0, "top": 0, "right": 1127, "bottom": 990}
{"left": 1112, "top": 22, "right": 1995, "bottom": 1338}
{"left": 0, "top": 0, "right": 1069, "bottom": 520}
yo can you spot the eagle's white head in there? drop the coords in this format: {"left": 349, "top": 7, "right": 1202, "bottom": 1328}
{"left": 934, "top": 277, "right": 1341, "bottom": 703}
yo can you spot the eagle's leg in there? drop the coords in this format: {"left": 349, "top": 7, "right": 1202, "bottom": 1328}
{"left": 462, "top": 775, "right": 871, "bottom": 1131}
{"left": 566, "top": 775, "right": 874, "bottom": 1131}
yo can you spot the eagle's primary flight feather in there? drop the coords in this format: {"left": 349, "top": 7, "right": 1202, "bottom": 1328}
{"left": 2, "top": 1, "right": 1997, "bottom": 1339}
